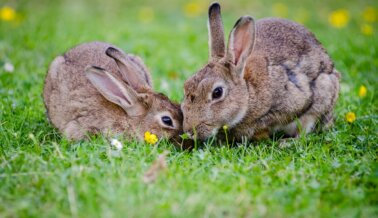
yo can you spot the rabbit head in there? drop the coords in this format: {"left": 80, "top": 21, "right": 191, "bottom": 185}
{"left": 86, "top": 47, "right": 183, "bottom": 142}
{"left": 182, "top": 3, "right": 256, "bottom": 141}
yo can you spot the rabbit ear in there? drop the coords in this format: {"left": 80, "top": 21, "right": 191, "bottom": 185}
{"left": 105, "top": 47, "right": 152, "bottom": 91}
{"left": 208, "top": 2, "right": 225, "bottom": 61}
{"left": 227, "top": 16, "right": 256, "bottom": 74}
{"left": 85, "top": 66, "right": 149, "bottom": 117}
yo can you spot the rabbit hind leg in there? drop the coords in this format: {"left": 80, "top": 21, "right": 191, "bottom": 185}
{"left": 281, "top": 114, "right": 317, "bottom": 137}
{"left": 283, "top": 72, "right": 339, "bottom": 137}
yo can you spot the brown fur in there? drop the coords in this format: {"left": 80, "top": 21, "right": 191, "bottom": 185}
{"left": 181, "top": 3, "right": 340, "bottom": 141}
{"left": 208, "top": 3, "right": 225, "bottom": 60}
{"left": 44, "top": 41, "right": 183, "bottom": 141}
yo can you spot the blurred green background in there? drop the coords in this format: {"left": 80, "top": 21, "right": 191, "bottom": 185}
{"left": 1, "top": 0, "right": 377, "bottom": 102}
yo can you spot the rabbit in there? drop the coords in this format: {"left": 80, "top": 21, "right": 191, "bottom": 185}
{"left": 181, "top": 3, "right": 340, "bottom": 141}
{"left": 43, "top": 41, "right": 184, "bottom": 143}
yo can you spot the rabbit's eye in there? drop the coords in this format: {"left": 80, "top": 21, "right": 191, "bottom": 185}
{"left": 212, "top": 87, "right": 223, "bottom": 99}
{"left": 161, "top": 116, "right": 173, "bottom": 127}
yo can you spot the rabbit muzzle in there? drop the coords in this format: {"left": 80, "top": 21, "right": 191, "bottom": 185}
{"left": 183, "top": 121, "right": 219, "bottom": 141}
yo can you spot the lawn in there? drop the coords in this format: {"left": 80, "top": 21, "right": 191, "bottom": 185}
{"left": 0, "top": 0, "right": 377, "bottom": 217}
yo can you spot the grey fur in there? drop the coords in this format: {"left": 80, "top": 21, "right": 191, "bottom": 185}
{"left": 43, "top": 41, "right": 183, "bottom": 141}
{"left": 181, "top": 5, "right": 340, "bottom": 141}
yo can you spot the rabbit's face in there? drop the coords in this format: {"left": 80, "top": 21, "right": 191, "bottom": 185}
{"left": 85, "top": 45, "right": 185, "bottom": 144}
{"left": 135, "top": 92, "right": 184, "bottom": 142}
{"left": 181, "top": 3, "right": 256, "bottom": 141}
{"left": 182, "top": 61, "right": 249, "bottom": 141}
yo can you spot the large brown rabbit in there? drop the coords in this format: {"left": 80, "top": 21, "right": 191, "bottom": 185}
{"left": 181, "top": 3, "right": 340, "bottom": 141}
{"left": 44, "top": 41, "right": 183, "bottom": 142}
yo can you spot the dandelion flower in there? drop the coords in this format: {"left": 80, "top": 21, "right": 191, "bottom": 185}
{"left": 144, "top": 131, "right": 158, "bottom": 145}
{"left": 361, "top": 24, "right": 374, "bottom": 36}
{"left": 0, "top": 6, "right": 16, "bottom": 22}
{"left": 363, "top": 7, "right": 377, "bottom": 23}
{"left": 328, "top": 9, "right": 349, "bottom": 28}
{"left": 358, "top": 85, "right": 367, "bottom": 98}
{"left": 345, "top": 112, "right": 356, "bottom": 123}
{"left": 110, "top": 138, "right": 123, "bottom": 150}
{"left": 223, "top": 125, "right": 228, "bottom": 131}
{"left": 184, "top": 2, "right": 203, "bottom": 17}
{"left": 138, "top": 7, "right": 154, "bottom": 23}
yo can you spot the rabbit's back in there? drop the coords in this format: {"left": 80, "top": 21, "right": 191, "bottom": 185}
{"left": 254, "top": 18, "right": 334, "bottom": 80}
{"left": 248, "top": 18, "right": 339, "bottom": 136}
{"left": 44, "top": 42, "right": 130, "bottom": 139}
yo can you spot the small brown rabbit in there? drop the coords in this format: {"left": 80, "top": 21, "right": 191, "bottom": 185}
{"left": 44, "top": 41, "right": 183, "bottom": 142}
{"left": 181, "top": 3, "right": 340, "bottom": 141}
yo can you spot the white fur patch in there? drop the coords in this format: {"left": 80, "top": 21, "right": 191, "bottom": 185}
{"left": 282, "top": 121, "right": 297, "bottom": 136}
{"left": 211, "top": 127, "right": 219, "bottom": 136}
{"left": 229, "top": 105, "right": 248, "bottom": 127}
{"left": 302, "top": 115, "right": 316, "bottom": 134}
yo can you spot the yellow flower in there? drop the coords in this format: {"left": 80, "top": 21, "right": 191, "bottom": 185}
{"left": 358, "top": 85, "right": 367, "bottom": 97}
{"left": 328, "top": 9, "right": 349, "bottom": 28}
{"left": 0, "top": 6, "right": 16, "bottom": 22}
{"left": 272, "top": 3, "right": 288, "bottom": 18}
{"left": 138, "top": 7, "right": 154, "bottom": 23}
{"left": 363, "top": 7, "right": 377, "bottom": 23}
{"left": 184, "top": 2, "right": 203, "bottom": 17}
{"left": 345, "top": 112, "right": 356, "bottom": 123}
{"left": 223, "top": 125, "right": 228, "bottom": 131}
{"left": 144, "top": 131, "right": 158, "bottom": 144}
{"left": 361, "top": 24, "right": 374, "bottom": 36}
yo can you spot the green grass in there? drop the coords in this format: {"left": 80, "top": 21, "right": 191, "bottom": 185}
{"left": 1, "top": 0, "right": 377, "bottom": 217}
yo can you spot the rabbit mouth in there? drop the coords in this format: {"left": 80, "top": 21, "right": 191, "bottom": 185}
{"left": 185, "top": 122, "right": 220, "bottom": 141}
